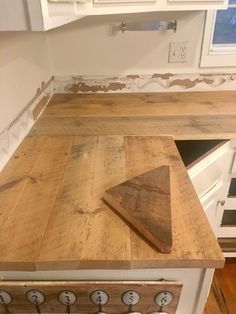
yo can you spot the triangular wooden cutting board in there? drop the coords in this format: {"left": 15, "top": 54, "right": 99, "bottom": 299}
{"left": 104, "top": 166, "right": 172, "bottom": 253}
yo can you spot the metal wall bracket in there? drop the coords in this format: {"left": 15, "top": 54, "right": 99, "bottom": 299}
{"left": 121, "top": 20, "right": 177, "bottom": 33}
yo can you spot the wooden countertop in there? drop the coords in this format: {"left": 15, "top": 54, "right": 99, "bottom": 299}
{"left": 0, "top": 91, "right": 231, "bottom": 271}
{"left": 30, "top": 92, "right": 236, "bottom": 139}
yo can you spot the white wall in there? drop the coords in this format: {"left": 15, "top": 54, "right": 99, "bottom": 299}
{"left": 0, "top": 10, "right": 235, "bottom": 134}
{"left": 0, "top": 0, "right": 28, "bottom": 31}
{"left": 0, "top": 32, "right": 50, "bottom": 132}
{"left": 47, "top": 11, "right": 207, "bottom": 76}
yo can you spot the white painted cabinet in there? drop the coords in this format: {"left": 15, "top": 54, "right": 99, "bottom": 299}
{"left": 216, "top": 150, "right": 236, "bottom": 244}
{"left": 188, "top": 141, "right": 236, "bottom": 256}
{"left": 189, "top": 141, "right": 233, "bottom": 197}
{"left": 0, "top": 0, "right": 229, "bottom": 31}
{"left": 0, "top": 0, "right": 85, "bottom": 31}
{"left": 27, "top": 0, "right": 85, "bottom": 31}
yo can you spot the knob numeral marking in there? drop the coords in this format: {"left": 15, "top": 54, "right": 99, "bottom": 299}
{"left": 58, "top": 291, "right": 77, "bottom": 306}
{"left": 122, "top": 291, "right": 140, "bottom": 305}
{"left": 90, "top": 290, "right": 109, "bottom": 305}
{"left": 155, "top": 291, "right": 173, "bottom": 307}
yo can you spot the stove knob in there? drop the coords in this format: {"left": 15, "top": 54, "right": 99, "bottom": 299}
{"left": 58, "top": 291, "right": 77, "bottom": 306}
{"left": 154, "top": 292, "right": 173, "bottom": 307}
{"left": 90, "top": 290, "right": 109, "bottom": 305}
{"left": 122, "top": 291, "right": 140, "bottom": 306}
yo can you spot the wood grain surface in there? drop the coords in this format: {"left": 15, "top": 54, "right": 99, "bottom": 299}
{"left": 29, "top": 115, "right": 236, "bottom": 139}
{"left": 0, "top": 136, "right": 74, "bottom": 270}
{"left": 44, "top": 92, "right": 236, "bottom": 117}
{"left": 104, "top": 166, "right": 172, "bottom": 253}
{"left": 28, "top": 92, "right": 236, "bottom": 139}
{"left": 37, "top": 136, "right": 131, "bottom": 270}
{"left": 0, "top": 135, "right": 224, "bottom": 270}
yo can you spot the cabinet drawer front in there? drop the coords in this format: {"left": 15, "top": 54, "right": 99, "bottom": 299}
{"left": 218, "top": 226, "right": 236, "bottom": 238}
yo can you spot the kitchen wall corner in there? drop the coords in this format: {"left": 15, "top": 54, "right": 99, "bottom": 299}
{"left": 0, "top": 77, "right": 54, "bottom": 172}
{"left": 0, "top": 31, "right": 52, "bottom": 171}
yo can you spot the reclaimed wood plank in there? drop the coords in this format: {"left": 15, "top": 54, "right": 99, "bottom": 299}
{"left": 104, "top": 166, "right": 172, "bottom": 253}
{"left": 37, "top": 136, "right": 131, "bottom": 270}
{"left": 124, "top": 136, "right": 224, "bottom": 268}
{"left": 30, "top": 116, "right": 92, "bottom": 136}
{"left": 29, "top": 115, "right": 236, "bottom": 139}
{"left": 0, "top": 135, "right": 225, "bottom": 270}
{"left": 0, "top": 137, "right": 47, "bottom": 270}
{"left": 0, "top": 136, "right": 74, "bottom": 270}
{"left": 44, "top": 92, "right": 236, "bottom": 117}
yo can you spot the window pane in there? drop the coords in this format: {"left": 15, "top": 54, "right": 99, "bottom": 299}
{"left": 228, "top": 178, "right": 236, "bottom": 197}
{"left": 229, "top": 0, "right": 236, "bottom": 4}
{"left": 213, "top": 8, "right": 236, "bottom": 44}
{"left": 221, "top": 210, "right": 236, "bottom": 226}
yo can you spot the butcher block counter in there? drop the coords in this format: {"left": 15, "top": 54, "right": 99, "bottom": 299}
{"left": 1, "top": 91, "right": 235, "bottom": 272}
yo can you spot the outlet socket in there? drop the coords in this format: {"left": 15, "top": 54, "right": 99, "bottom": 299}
{"left": 169, "top": 42, "right": 188, "bottom": 63}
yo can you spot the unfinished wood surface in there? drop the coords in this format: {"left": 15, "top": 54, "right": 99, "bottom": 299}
{"left": 104, "top": 166, "right": 172, "bottom": 253}
{"left": 44, "top": 92, "right": 236, "bottom": 117}
{"left": 124, "top": 137, "right": 224, "bottom": 268}
{"left": 37, "top": 136, "right": 131, "bottom": 270}
{"left": 0, "top": 136, "right": 224, "bottom": 270}
{"left": 29, "top": 115, "right": 236, "bottom": 139}
{"left": 28, "top": 91, "right": 236, "bottom": 139}
{"left": 0, "top": 136, "right": 74, "bottom": 270}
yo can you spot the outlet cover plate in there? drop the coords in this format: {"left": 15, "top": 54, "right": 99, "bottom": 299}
{"left": 169, "top": 42, "right": 188, "bottom": 63}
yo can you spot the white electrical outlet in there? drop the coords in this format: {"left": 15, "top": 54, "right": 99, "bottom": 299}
{"left": 168, "top": 42, "right": 188, "bottom": 63}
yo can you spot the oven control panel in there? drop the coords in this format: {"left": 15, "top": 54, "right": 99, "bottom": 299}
{"left": 0, "top": 281, "right": 182, "bottom": 314}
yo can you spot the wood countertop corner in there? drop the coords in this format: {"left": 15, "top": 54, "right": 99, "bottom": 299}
{"left": 0, "top": 91, "right": 231, "bottom": 271}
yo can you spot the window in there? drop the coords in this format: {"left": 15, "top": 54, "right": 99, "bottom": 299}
{"left": 201, "top": 1, "right": 236, "bottom": 67}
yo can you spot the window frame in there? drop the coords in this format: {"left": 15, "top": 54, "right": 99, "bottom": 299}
{"left": 201, "top": 4, "right": 236, "bottom": 67}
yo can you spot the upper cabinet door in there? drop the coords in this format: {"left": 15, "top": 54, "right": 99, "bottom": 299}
{"left": 0, "top": 0, "right": 85, "bottom": 31}
{"left": 0, "top": 0, "right": 229, "bottom": 31}
{"left": 91, "top": 0, "right": 228, "bottom": 15}
{"left": 27, "top": 0, "right": 85, "bottom": 31}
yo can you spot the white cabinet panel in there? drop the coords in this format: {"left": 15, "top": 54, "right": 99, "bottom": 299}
{"left": 28, "top": 0, "right": 85, "bottom": 31}
{"left": 0, "top": 0, "right": 229, "bottom": 31}
{"left": 189, "top": 141, "right": 233, "bottom": 199}
{"left": 188, "top": 141, "right": 235, "bottom": 239}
